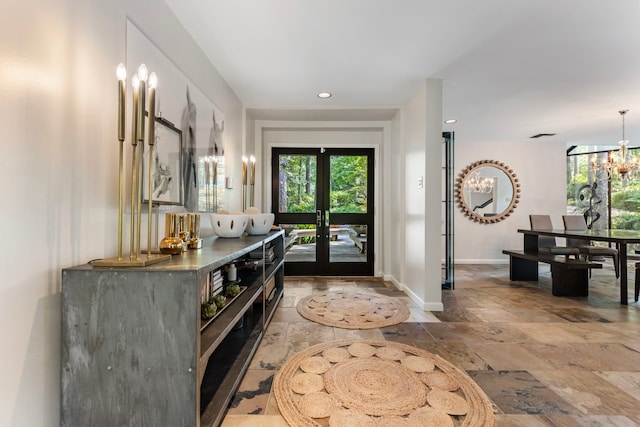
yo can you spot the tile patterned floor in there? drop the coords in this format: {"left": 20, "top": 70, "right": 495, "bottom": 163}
{"left": 221, "top": 265, "right": 640, "bottom": 426}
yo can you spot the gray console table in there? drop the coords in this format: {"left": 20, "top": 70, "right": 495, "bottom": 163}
{"left": 61, "top": 231, "right": 284, "bottom": 427}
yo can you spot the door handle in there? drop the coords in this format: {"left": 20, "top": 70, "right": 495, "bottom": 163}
{"left": 325, "top": 210, "right": 330, "bottom": 227}
{"left": 316, "top": 210, "right": 323, "bottom": 238}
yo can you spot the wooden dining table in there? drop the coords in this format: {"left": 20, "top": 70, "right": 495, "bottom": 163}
{"left": 518, "top": 228, "right": 640, "bottom": 305}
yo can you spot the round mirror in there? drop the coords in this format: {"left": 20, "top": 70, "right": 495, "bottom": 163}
{"left": 455, "top": 160, "right": 520, "bottom": 224}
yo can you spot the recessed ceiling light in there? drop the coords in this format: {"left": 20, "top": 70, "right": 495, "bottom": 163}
{"left": 317, "top": 92, "right": 332, "bottom": 99}
{"left": 444, "top": 119, "right": 457, "bottom": 124}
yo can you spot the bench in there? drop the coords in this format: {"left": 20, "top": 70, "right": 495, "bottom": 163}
{"left": 284, "top": 227, "right": 351, "bottom": 252}
{"left": 502, "top": 249, "right": 602, "bottom": 297}
{"left": 349, "top": 228, "right": 367, "bottom": 253}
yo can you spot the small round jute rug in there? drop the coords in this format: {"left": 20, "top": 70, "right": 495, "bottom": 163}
{"left": 274, "top": 339, "right": 495, "bottom": 427}
{"left": 296, "top": 291, "right": 410, "bottom": 329}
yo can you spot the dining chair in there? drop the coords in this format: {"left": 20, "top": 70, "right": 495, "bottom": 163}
{"left": 529, "top": 214, "right": 580, "bottom": 258}
{"left": 562, "top": 215, "right": 620, "bottom": 278}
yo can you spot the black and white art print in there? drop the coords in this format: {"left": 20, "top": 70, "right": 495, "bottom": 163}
{"left": 142, "top": 117, "right": 182, "bottom": 206}
{"left": 127, "top": 20, "right": 225, "bottom": 212}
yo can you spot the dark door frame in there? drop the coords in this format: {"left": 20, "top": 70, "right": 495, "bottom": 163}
{"left": 271, "top": 147, "right": 375, "bottom": 276}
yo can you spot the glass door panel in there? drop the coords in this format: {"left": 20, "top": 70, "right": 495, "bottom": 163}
{"left": 282, "top": 223, "right": 317, "bottom": 263}
{"left": 277, "top": 155, "right": 317, "bottom": 214}
{"left": 273, "top": 147, "right": 374, "bottom": 276}
{"left": 329, "top": 224, "right": 367, "bottom": 263}
{"left": 326, "top": 152, "right": 371, "bottom": 271}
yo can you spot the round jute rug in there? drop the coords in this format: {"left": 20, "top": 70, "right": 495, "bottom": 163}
{"left": 274, "top": 339, "right": 495, "bottom": 427}
{"left": 296, "top": 291, "right": 410, "bottom": 329}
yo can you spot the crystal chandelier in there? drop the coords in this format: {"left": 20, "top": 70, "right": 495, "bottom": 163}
{"left": 592, "top": 110, "right": 639, "bottom": 179}
{"left": 466, "top": 171, "right": 494, "bottom": 193}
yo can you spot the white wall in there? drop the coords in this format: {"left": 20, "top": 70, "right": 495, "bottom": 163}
{"left": 0, "top": 1, "right": 242, "bottom": 425}
{"left": 388, "top": 111, "right": 406, "bottom": 284}
{"left": 394, "top": 80, "right": 443, "bottom": 311}
{"left": 454, "top": 139, "right": 567, "bottom": 263}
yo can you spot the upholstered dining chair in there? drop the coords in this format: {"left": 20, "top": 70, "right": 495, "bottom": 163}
{"left": 562, "top": 215, "right": 619, "bottom": 278}
{"left": 529, "top": 214, "right": 580, "bottom": 258}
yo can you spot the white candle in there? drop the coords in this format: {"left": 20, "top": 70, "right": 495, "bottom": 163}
{"left": 137, "top": 64, "right": 147, "bottom": 143}
{"left": 250, "top": 155, "right": 256, "bottom": 185}
{"left": 147, "top": 72, "right": 157, "bottom": 146}
{"left": 242, "top": 156, "right": 248, "bottom": 185}
{"left": 131, "top": 74, "right": 139, "bottom": 145}
{"left": 116, "top": 64, "right": 126, "bottom": 142}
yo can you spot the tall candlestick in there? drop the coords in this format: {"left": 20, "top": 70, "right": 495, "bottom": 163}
{"left": 212, "top": 157, "right": 218, "bottom": 212}
{"left": 147, "top": 72, "right": 157, "bottom": 145}
{"left": 204, "top": 156, "right": 210, "bottom": 211}
{"left": 213, "top": 157, "right": 218, "bottom": 185}
{"left": 116, "top": 64, "right": 126, "bottom": 260}
{"left": 94, "top": 65, "right": 171, "bottom": 267}
{"left": 147, "top": 72, "right": 157, "bottom": 256}
{"left": 242, "top": 156, "right": 248, "bottom": 185}
{"left": 130, "top": 75, "right": 140, "bottom": 260}
{"left": 131, "top": 75, "right": 140, "bottom": 145}
{"left": 241, "top": 156, "right": 248, "bottom": 211}
{"left": 117, "top": 64, "right": 126, "bottom": 142}
{"left": 137, "top": 64, "right": 147, "bottom": 143}
{"left": 250, "top": 155, "right": 256, "bottom": 185}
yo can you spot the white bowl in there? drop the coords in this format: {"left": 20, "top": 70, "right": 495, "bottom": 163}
{"left": 209, "top": 213, "right": 249, "bottom": 238}
{"left": 245, "top": 213, "right": 275, "bottom": 235}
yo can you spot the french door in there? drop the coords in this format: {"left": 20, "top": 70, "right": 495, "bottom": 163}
{"left": 272, "top": 147, "right": 374, "bottom": 276}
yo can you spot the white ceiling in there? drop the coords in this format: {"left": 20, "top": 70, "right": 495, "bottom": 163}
{"left": 165, "top": 0, "right": 640, "bottom": 147}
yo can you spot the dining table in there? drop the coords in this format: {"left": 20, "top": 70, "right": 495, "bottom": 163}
{"left": 518, "top": 228, "right": 640, "bottom": 305}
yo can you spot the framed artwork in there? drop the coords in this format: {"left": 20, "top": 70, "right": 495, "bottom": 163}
{"left": 127, "top": 20, "right": 226, "bottom": 212}
{"left": 142, "top": 117, "right": 183, "bottom": 206}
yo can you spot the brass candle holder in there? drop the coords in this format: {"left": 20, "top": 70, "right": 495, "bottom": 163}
{"left": 93, "top": 64, "right": 170, "bottom": 267}
{"left": 249, "top": 155, "right": 255, "bottom": 208}
{"left": 242, "top": 156, "right": 248, "bottom": 212}
{"left": 188, "top": 213, "right": 203, "bottom": 249}
{"left": 159, "top": 213, "right": 184, "bottom": 255}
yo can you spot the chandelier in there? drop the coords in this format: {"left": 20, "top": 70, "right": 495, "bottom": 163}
{"left": 466, "top": 171, "right": 494, "bottom": 193}
{"left": 592, "top": 109, "right": 639, "bottom": 179}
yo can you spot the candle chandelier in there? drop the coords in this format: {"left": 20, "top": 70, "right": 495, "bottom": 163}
{"left": 466, "top": 172, "right": 494, "bottom": 193}
{"left": 592, "top": 110, "right": 639, "bottom": 180}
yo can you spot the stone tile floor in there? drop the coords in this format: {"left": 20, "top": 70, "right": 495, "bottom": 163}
{"left": 221, "top": 263, "right": 640, "bottom": 426}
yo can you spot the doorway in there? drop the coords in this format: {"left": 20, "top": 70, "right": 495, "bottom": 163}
{"left": 272, "top": 147, "right": 374, "bottom": 276}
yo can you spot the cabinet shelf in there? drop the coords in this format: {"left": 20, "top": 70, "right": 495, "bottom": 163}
{"left": 62, "top": 230, "right": 285, "bottom": 427}
{"left": 200, "top": 309, "right": 264, "bottom": 426}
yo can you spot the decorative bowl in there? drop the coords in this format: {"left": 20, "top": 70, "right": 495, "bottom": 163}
{"left": 209, "top": 213, "right": 248, "bottom": 238}
{"left": 245, "top": 213, "right": 275, "bottom": 235}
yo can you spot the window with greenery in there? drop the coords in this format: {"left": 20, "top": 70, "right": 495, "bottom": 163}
{"left": 278, "top": 154, "right": 368, "bottom": 214}
{"left": 567, "top": 148, "right": 640, "bottom": 230}
{"left": 278, "top": 155, "right": 317, "bottom": 213}
{"left": 330, "top": 155, "right": 368, "bottom": 214}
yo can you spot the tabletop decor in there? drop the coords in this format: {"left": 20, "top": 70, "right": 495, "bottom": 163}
{"left": 93, "top": 64, "right": 170, "bottom": 267}
{"left": 296, "top": 291, "right": 410, "bottom": 329}
{"left": 274, "top": 339, "right": 495, "bottom": 426}
{"left": 242, "top": 156, "right": 248, "bottom": 212}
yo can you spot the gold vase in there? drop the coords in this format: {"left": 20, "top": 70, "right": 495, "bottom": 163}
{"left": 159, "top": 236, "right": 183, "bottom": 255}
{"left": 159, "top": 213, "right": 183, "bottom": 255}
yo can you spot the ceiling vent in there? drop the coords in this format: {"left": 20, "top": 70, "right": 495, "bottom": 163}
{"left": 529, "top": 133, "right": 557, "bottom": 139}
